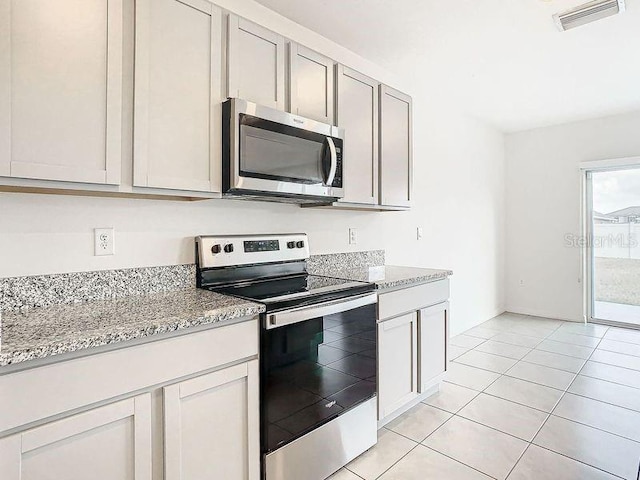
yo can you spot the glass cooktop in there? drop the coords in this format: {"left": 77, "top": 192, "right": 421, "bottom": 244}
{"left": 209, "top": 274, "right": 374, "bottom": 310}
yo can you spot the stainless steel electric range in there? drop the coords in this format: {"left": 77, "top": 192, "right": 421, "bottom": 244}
{"left": 195, "top": 234, "right": 378, "bottom": 480}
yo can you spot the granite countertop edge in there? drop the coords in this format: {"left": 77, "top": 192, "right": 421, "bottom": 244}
{"left": 0, "top": 291, "right": 265, "bottom": 368}
{"left": 311, "top": 265, "right": 453, "bottom": 290}
{"left": 373, "top": 266, "right": 453, "bottom": 290}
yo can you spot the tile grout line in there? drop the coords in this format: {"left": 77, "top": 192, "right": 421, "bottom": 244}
{"left": 386, "top": 402, "right": 500, "bottom": 480}
{"left": 578, "top": 370, "right": 640, "bottom": 390}
{"left": 566, "top": 387, "right": 640, "bottom": 413}
{"left": 585, "top": 357, "right": 640, "bottom": 373}
{"left": 422, "top": 444, "right": 500, "bottom": 480}
{"left": 449, "top": 319, "right": 640, "bottom": 479}
{"left": 542, "top": 332, "right": 640, "bottom": 445}
{"left": 479, "top": 389, "right": 562, "bottom": 415}
{"left": 503, "top": 320, "right": 578, "bottom": 479}
{"left": 452, "top": 320, "right": 560, "bottom": 479}
{"left": 549, "top": 410, "right": 640, "bottom": 444}
{"left": 524, "top": 330, "right": 640, "bottom": 478}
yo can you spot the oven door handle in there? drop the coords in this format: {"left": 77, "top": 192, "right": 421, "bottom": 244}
{"left": 266, "top": 292, "right": 377, "bottom": 330}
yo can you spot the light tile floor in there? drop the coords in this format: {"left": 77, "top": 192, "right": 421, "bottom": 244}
{"left": 327, "top": 313, "right": 640, "bottom": 480}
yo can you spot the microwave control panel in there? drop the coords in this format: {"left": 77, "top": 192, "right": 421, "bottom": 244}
{"left": 332, "top": 141, "right": 343, "bottom": 188}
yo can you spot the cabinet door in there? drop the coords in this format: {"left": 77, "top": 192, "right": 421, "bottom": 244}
{"left": 289, "top": 43, "right": 334, "bottom": 124}
{"left": 133, "top": 0, "right": 222, "bottom": 192}
{"left": 379, "top": 85, "right": 412, "bottom": 207}
{"left": 164, "top": 360, "right": 259, "bottom": 480}
{"left": 0, "top": 394, "right": 152, "bottom": 480}
{"left": 418, "top": 302, "right": 449, "bottom": 393}
{"left": 336, "top": 65, "right": 379, "bottom": 205}
{"left": 227, "top": 15, "right": 285, "bottom": 110}
{"left": 0, "top": 0, "right": 122, "bottom": 184}
{"left": 378, "top": 312, "right": 419, "bottom": 420}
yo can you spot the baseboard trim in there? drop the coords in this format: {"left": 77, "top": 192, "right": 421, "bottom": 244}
{"left": 504, "top": 307, "right": 583, "bottom": 323}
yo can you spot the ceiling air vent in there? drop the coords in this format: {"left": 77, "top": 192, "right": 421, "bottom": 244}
{"left": 553, "top": 0, "right": 625, "bottom": 31}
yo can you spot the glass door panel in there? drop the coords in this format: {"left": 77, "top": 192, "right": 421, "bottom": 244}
{"left": 589, "top": 168, "right": 640, "bottom": 327}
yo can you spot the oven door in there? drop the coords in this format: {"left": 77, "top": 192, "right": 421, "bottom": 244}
{"left": 262, "top": 293, "right": 377, "bottom": 479}
{"left": 223, "top": 98, "right": 344, "bottom": 200}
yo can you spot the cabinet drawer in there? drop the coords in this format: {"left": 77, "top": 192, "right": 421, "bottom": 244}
{"left": 378, "top": 279, "right": 449, "bottom": 321}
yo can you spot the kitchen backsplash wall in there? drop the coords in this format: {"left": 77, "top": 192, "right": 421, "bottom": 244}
{"left": 0, "top": 265, "right": 195, "bottom": 312}
{"left": 306, "top": 250, "right": 385, "bottom": 276}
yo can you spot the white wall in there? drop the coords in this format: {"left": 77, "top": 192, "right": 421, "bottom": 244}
{"left": 506, "top": 110, "right": 640, "bottom": 321}
{"left": 0, "top": 0, "right": 506, "bottom": 335}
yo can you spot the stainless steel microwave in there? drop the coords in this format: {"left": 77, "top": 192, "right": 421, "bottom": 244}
{"left": 222, "top": 98, "right": 345, "bottom": 203}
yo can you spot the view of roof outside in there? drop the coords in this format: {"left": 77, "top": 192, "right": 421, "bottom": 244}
{"left": 592, "top": 168, "right": 640, "bottom": 326}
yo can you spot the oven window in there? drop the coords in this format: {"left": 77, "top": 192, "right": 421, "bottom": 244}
{"left": 261, "top": 303, "right": 377, "bottom": 454}
{"left": 239, "top": 114, "right": 328, "bottom": 184}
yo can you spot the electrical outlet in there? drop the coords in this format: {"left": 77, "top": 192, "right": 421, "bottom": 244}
{"left": 94, "top": 228, "right": 115, "bottom": 256}
{"left": 417, "top": 227, "right": 423, "bottom": 240}
{"left": 349, "top": 228, "right": 358, "bottom": 245}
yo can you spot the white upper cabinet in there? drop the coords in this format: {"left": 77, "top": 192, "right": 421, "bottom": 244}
{"left": 380, "top": 85, "right": 412, "bottom": 208}
{"left": 133, "top": 0, "right": 222, "bottom": 193}
{"left": 0, "top": 0, "right": 123, "bottom": 185}
{"left": 227, "top": 15, "right": 285, "bottom": 110}
{"left": 289, "top": 43, "right": 335, "bottom": 124}
{"left": 335, "top": 65, "right": 379, "bottom": 205}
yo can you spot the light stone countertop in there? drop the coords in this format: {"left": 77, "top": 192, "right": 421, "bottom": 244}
{"left": 0, "top": 288, "right": 265, "bottom": 367}
{"left": 322, "top": 265, "right": 453, "bottom": 290}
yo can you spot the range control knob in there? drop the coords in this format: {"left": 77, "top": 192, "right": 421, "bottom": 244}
{"left": 287, "top": 241, "right": 296, "bottom": 249}
{"left": 296, "top": 241, "right": 305, "bottom": 248}
{"left": 224, "top": 243, "right": 234, "bottom": 253}
{"left": 211, "top": 244, "right": 222, "bottom": 254}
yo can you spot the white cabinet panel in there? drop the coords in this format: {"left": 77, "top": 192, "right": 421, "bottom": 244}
{"left": 0, "top": 394, "right": 152, "bottom": 480}
{"left": 419, "top": 302, "right": 449, "bottom": 392}
{"left": 164, "top": 360, "right": 260, "bottom": 480}
{"left": 378, "top": 279, "right": 450, "bottom": 321}
{"left": 380, "top": 85, "right": 412, "bottom": 207}
{"left": 133, "top": 0, "right": 222, "bottom": 192}
{"left": 0, "top": 0, "right": 122, "bottom": 184}
{"left": 378, "top": 312, "right": 419, "bottom": 419}
{"left": 289, "top": 43, "right": 334, "bottom": 124}
{"left": 227, "top": 15, "right": 285, "bottom": 110}
{"left": 336, "top": 65, "right": 379, "bottom": 205}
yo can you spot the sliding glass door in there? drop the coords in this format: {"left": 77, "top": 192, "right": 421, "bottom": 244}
{"left": 586, "top": 166, "right": 640, "bottom": 328}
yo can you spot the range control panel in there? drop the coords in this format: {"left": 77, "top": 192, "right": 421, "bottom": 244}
{"left": 243, "top": 239, "right": 280, "bottom": 253}
{"left": 196, "top": 234, "right": 309, "bottom": 269}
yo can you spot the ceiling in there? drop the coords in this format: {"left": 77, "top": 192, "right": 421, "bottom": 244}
{"left": 254, "top": 0, "right": 640, "bottom": 132}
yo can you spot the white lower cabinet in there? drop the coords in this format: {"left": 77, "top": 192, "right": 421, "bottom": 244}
{"left": 377, "top": 280, "right": 450, "bottom": 424}
{"left": 419, "top": 302, "right": 449, "bottom": 393}
{"left": 164, "top": 360, "right": 260, "bottom": 480}
{"left": 0, "top": 320, "right": 260, "bottom": 480}
{"left": 378, "top": 312, "right": 419, "bottom": 419}
{"left": 0, "top": 394, "right": 152, "bottom": 480}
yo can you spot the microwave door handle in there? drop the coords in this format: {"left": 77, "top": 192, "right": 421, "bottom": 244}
{"left": 326, "top": 137, "right": 337, "bottom": 186}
